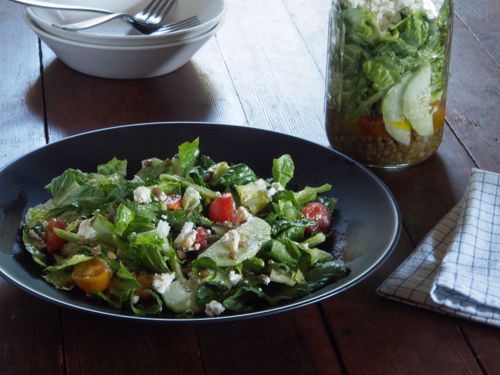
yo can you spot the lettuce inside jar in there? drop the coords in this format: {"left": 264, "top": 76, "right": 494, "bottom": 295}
{"left": 325, "top": 0, "right": 453, "bottom": 168}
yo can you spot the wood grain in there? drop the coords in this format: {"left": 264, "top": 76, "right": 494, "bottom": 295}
{"left": 214, "top": 0, "right": 328, "bottom": 145}
{"left": 282, "top": 0, "right": 331, "bottom": 77}
{"left": 322, "top": 232, "right": 483, "bottom": 375}
{"left": 41, "top": 37, "right": 246, "bottom": 139}
{"left": 0, "top": 3, "right": 64, "bottom": 375}
{"left": 197, "top": 306, "right": 343, "bottom": 375}
{"left": 62, "top": 311, "right": 205, "bottom": 375}
{"left": 453, "top": 0, "right": 500, "bottom": 64}
{"left": 0, "top": 3, "right": 46, "bottom": 167}
{"left": 444, "top": 15, "right": 500, "bottom": 172}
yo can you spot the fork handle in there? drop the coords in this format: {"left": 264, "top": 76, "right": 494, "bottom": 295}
{"left": 52, "top": 13, "right": 129, "bottom": 31}
{"left": 9, "top": 0, "right": 112, "bottom": 14}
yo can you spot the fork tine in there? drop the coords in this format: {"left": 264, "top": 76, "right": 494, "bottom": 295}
{"left": 156, "top": 16, "right": 200, "bottom": 33}
{"left": 135, "top": 0, "right": 161, "bottom": 20}
{"left": 146, "top": 0, "right": 176, "bottom": 24}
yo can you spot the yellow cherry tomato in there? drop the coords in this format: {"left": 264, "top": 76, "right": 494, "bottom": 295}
{"left": 72, "top": 258, "right": 111, "bottom": 293}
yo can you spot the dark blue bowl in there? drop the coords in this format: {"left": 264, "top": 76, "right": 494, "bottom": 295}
{"left": 0, "top": 122, "right": 401, "bottom": 322}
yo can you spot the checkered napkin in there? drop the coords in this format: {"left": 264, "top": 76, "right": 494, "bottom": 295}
{"left": 377, "top": 168, "right": 500, "bottom": 327}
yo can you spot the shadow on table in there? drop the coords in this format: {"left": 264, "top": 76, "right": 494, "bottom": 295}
{"left": 374, "top": 151, "right": 464, "bottom": 242}
{"left": 25, "top": 57, "right": 217, "bottom": 138}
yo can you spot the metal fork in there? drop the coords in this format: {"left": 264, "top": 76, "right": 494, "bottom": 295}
{"left": 56, "top": 15, "right": 201, "bottom": 35}
{"left": 10, "top": 0, "right": 176, "bottom": 34}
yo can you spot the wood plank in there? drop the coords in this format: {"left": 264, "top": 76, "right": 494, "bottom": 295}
{"left": 0, "top": 3, "right": 46, "bottom": 166}
{"left": 197, "top": 306, "right": 343, "bottom": 375}
{"left": 41, "top": 37, "right": 246, "bottom": 139}
{"left": 322, "top": 231, "right": 482, "bottom": 375}
{"left": 282, "top": 0, "right": 331, "bottom": 77}
{"left": 62, "top": 311, "right": 205, "bottom": 375}
{"left": 453, "top": 0, "right": 500, "bottom": 63}
{"left": 214, "top": 0, "right": 328, "bottom": 145}
{"left": 444, "top": 15, "right": 500, "bottom": 172}
{"left": 0, "top": 3, "right": 64, "bottom": 375}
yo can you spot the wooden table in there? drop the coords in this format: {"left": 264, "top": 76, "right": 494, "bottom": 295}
{"left": 1, "top": 0, "right": 499, "bottom": 374}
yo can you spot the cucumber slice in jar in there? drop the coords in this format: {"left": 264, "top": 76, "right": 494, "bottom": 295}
{"left": 382, "top": 75, "right": 412, "bottom": 145}
{"left": 403, "top": 62, "right": 434, "bottom": 137}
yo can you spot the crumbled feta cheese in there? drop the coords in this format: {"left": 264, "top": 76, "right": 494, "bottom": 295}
{"left": 77, "top": 219, "right": 97, "bottom": 240}
{"left": 271, "top": 182, "right": 285, "bottom": 191}
{"left": 205, "top": 300, "right": 225, "bottom": 317}
{"left": 133, "top": 186, "right": 152, "bottom": 204}
{"left": 156, "top": 220, "right": 171, "bottom": 239}
{"left": 342, "top": 0, "right": 444, "bottom": 29}
{"left": 174, "top": 222, "right": 197, "bottom": 250}
{"left": 152, "top": 273, "right": 175, "bottom": 294}
{"left": 132, "top": 295, "right": 140, "bottom": 304}
{"left": 228, "top": 270, "right": 243, "bottom": 286}
{"left": 220, "top": 229, "right": 240, "bottom": 253}
{"left": 161, "top": 214, "right": 168, "bottom": 220}
{"left": 235, "top": 206, "right": 252, "bottom": 226}
{"left": 260, "top": 275, "right": 271, "bottom": 285}
{"left": 182, "top": 186, "right": 202, "bottom": 211}
{"left": 266, "top": 187, "right": 277, "bottom": 199}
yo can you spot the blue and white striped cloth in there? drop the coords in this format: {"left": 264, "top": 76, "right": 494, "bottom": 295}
{"left": 378, "top": 169, "right": 500, "bottom": 327}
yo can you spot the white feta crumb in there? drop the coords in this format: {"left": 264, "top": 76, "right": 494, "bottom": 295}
{"left": 220, "top": 229, "right": 240, "bottom": 253}
{"left": 132, "top": 295, "right": 140, "bottom": 304}
{"left": 271, "top": 182, "right": 285, "bottom": 191}
{"left": 235, "top": 206, "right": 253, "bottom": 226}
{"left": 342, "top": 0, "right": 444, "bottom": 30}
{"left": 266, "top": 186, "right": 277, "bottom": 199}
{"left": 156, "top": 220, "right": 171, "bottom": 239}
{"left": 152, "top": 273, "right": 175, "bottom": 294}
{"left": 182, "top": 186, "right": 202, "bottom": 211}
{"left": 260, "top": 275, "right": 271, "bottom": 285}
{"left": 77, "top": 219, "right": 97, "bottom": 240}
{"left": 174, "top": 222, "right": 197, "bottom": 250}
{"left": 133, "top": 186, "right": 152, "bottom": 204}
{"left": 205, "top": 300, "right": 225, "bottom": 317}
{"left": 161, "top": 214, "right": 168, "bottom": 220}
{"left": 228, "top": 270, "right": 243, "bottom": 286}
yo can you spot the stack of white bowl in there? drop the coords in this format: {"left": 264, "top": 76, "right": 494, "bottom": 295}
{"left": 24, "top": 0, "right": 225, "bottom": 79}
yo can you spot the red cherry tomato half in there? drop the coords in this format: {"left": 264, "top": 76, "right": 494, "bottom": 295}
{"left": 165, "top": 194, "right": 182, "bottom": 210}
{"left": 195, "top": 227, "right": 209, "bottom": 251}
{"left": 45, "top": 218, "right": 67, "bottom": 254}
{"left": 359, "top": 115, "right": 388, "bottom": 138}
{"left": 302, "top": 202, "right": 332, "bottom": 234}
{"left": 208, "top": 193, "right": 235, "bottom": 224}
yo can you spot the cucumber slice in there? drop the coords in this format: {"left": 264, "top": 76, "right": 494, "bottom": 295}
{"left": 382, "top": 75, "right": 412, "bottom": 145}
{"left": 199, "top": 217, "right": 271, "bottom": 267}
{"left": 161, "top": 279, "right": 200, "bottom": 314}
{"left": 403, "top": 62, "right": 433, "bottom": 136}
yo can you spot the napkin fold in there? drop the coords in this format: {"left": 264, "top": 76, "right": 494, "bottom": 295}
{"left": 377, "top": 168, "right": 500, "bottom": 327}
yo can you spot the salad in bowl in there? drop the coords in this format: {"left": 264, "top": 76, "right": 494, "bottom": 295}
{"left": 22, "top": 138, "right": 349, "bottom": 317}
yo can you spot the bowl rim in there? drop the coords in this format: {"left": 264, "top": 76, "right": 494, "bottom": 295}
{"left": 0, "top": 121, "right": 402, "bottom": 323}
{"left": 24, "top": 10, "right": 223, "bottom": 50}
{"left": 26, "top": 0, "right": 226, "bottom": 44}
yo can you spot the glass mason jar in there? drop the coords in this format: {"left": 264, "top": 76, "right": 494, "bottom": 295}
{"left": 325, "top": 0, "right": 453, "bottom": 168}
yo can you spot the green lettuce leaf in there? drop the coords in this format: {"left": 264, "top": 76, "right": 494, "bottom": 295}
{"left": 97, "top": 157, "right": 127, "bottom": 178}
{"left": 272, "top": 154, "right": 294, "bottom": 187}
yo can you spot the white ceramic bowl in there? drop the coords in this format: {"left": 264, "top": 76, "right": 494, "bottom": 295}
{"left": 27, "top": 0, "right": 225, "bottom": 47}
{"left": 25, "top": 12, "right": 223, "bottom": 79}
